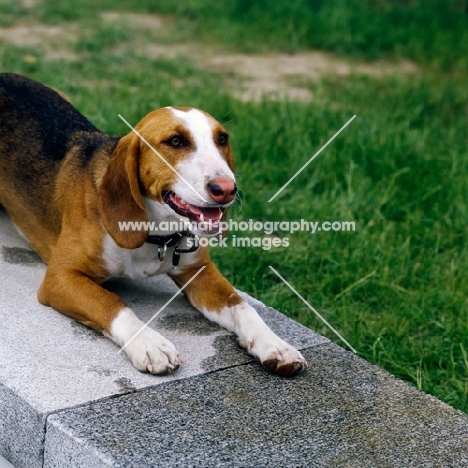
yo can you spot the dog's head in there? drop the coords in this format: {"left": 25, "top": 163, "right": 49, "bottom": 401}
{"left": 98, "top": 107, "right": 236, "bottom": 249}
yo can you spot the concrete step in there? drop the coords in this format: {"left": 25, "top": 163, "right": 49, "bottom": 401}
{"left": 1, "top": 207, "right": 468, "bottom": 467}
{"left": 0, "top": 208, "right": 323, "bottom": 467}
{"left": 45, "top": 345, "right": 468, "bottom": 468}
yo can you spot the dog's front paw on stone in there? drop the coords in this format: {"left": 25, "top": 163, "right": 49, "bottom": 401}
{"left": 124, "top": 328, "right": 182, "bottom": 375}
{"left": 254, "top": 341, "right": 307, "bottom": 377}
{"left": 262, "top": 354, "right": 307, "bottom": 377}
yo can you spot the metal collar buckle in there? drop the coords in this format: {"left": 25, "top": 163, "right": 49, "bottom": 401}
{"left": 146, "top": 231, "right": 199, "bottom": 267}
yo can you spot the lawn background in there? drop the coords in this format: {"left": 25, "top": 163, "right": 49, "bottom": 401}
{"left": 1, "top": 0, "right": 467, "bottom": 411}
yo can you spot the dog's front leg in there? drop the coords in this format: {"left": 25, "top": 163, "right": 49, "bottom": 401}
{"left": 38, "top": 267, "right": 182, "bottom": 374}
{"left": 171, "top": 261, "right": 307, "bottom": 377}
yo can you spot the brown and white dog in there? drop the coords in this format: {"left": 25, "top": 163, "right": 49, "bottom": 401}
{"left": 0, "top": 73, "right": 307, "bottom": 376}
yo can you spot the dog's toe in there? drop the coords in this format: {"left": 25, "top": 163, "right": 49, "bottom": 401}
{"left": 250, "top": 336, "right": 307, "bottom": 377}
{"left": 124, "top": 328, "right": 182, "bottom": 375}
{"left": 262, "top": 355, "right": 307, "bottom": 377}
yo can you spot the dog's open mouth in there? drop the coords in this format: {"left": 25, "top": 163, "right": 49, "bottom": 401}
{"left": 163, "top": 191, "right": 225, "bottom": 235}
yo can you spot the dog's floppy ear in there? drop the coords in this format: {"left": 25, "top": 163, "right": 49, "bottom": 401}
{"left": 98, "top": 133, "right": 149, "bottom": 249}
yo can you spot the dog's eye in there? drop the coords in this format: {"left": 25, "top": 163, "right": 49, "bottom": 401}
{"left": 170, "top": 136, "right": 182, "bottom": 147}
{"left": 218, "top": 133, "right": 228, "bottom": 146}
{"left": 165, "top": 136, "right": 187, "bottom": 148}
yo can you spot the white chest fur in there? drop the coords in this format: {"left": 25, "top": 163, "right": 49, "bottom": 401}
{"left": 101, "top": 234, "right": 197, "bottom": 279}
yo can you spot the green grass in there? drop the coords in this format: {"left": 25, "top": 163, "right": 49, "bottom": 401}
{"left": 3, "top": 0, "right": 468, "bottom": 66}
{"left": 213, "top": 75, "right": 468, "bottom": 410}
{"left": 0, "top": 0, "right": 467, "bottom": 411}
{"left": 24, "top": 0, "right": 468, "bottom": 69}
{"left": 155, "top": 0, "right": 468, "bottom": 66}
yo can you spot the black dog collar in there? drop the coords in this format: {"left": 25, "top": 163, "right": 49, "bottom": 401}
{"left": 145, "top": 231, "right": 199, "bottom": 267}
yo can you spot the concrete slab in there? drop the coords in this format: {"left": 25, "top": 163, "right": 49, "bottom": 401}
{"left": 0, "top": 208, "right": 325, "bottom": 467}
{"left": 44, "top": 344, "right": 468, "bottom": 468}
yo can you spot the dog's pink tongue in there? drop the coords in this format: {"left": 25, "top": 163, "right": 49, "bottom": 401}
{"left": 188, "top": 204, "right": 222, "bottom": 221}
{"left": 170, "top": 193, "right": 223, "bottom": 222}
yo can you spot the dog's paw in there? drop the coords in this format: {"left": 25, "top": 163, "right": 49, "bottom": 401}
{"left": 241, "top": 336, "right": 307, "bottom": 377}
{"left": 124, "top": 327, "right": 182, "bottom": 375}
{"left": 108, "top": 307, "right": 182, "bottom": 375}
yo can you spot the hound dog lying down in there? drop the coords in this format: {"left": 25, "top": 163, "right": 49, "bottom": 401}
{"left": 0, "top": 73, "right": 307, "bottom": 376}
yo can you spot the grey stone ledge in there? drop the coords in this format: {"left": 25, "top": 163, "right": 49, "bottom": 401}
{"left": 44, "top": 344, "right": 468, "bottom": 468}
{"left": 0, "top": 208, "right": 324, "bottom": 467}
{"left": 1, "top": 207, "right": 468, "bottom": 467}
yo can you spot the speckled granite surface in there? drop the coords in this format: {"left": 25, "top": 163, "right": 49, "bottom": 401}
{"left": 0, "top": 208, "right": 324, "bottom": 467}
{"left": 2, "top": 206, "right": 468, "bottom": 467}
{"left": 0, "top": 455, "right": 14, "bottom": 468}
{"left": 43, "top": 345, "right": 468, "bottom": 468}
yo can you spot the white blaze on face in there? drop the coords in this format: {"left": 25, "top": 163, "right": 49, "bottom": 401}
{"left": 168, "top": 107, "right": 235, "bottom": 206}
